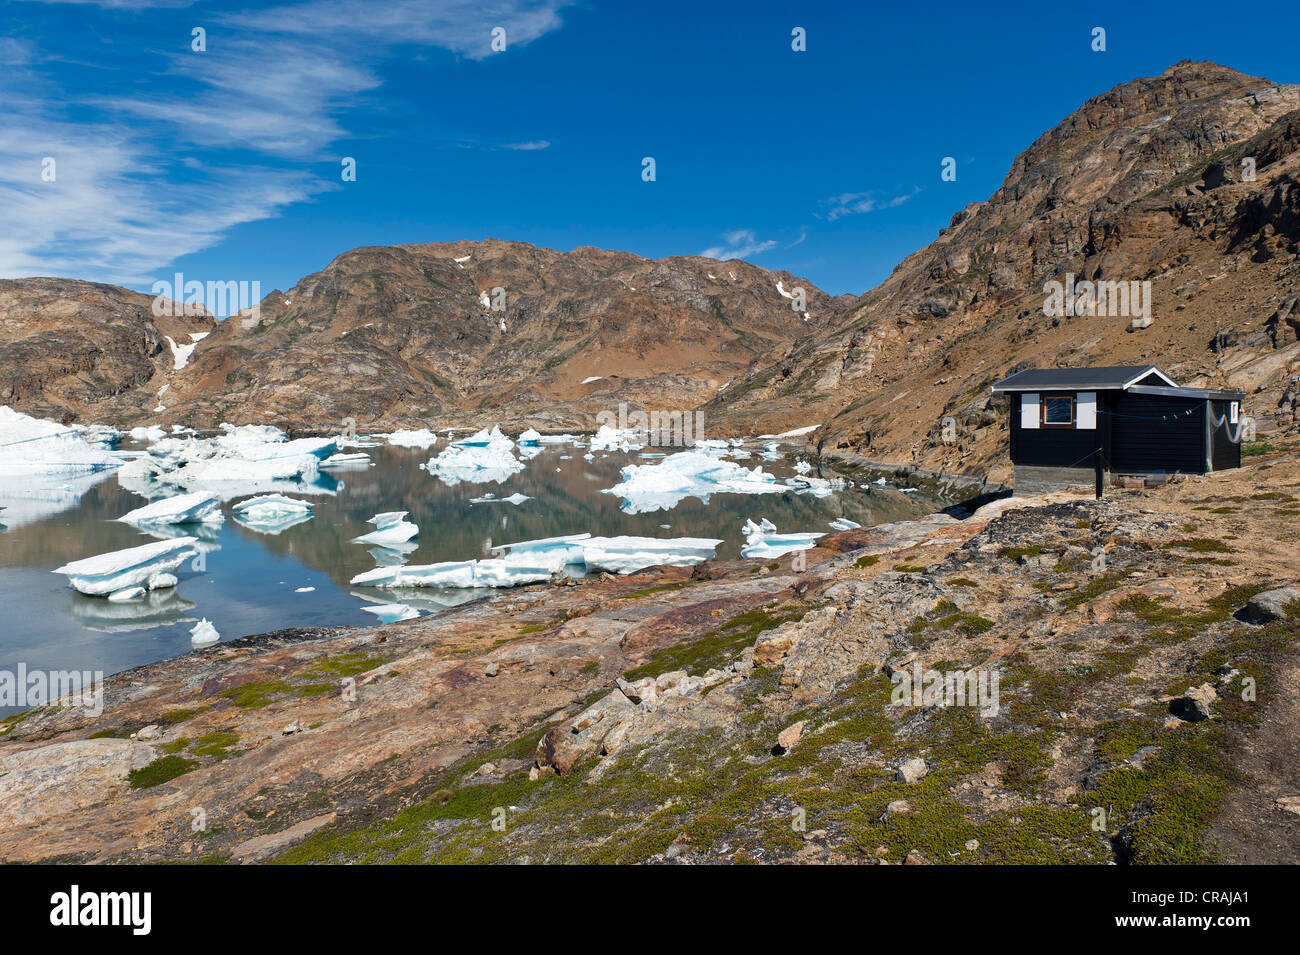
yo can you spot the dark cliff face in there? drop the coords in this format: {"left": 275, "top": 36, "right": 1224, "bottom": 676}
{"left": 705, "top": 62, "right": 1300, "bottom": 477}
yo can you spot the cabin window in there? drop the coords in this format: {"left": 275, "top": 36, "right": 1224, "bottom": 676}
{"left": 1041, "top": 394, "right": 1075, "bottom": 428}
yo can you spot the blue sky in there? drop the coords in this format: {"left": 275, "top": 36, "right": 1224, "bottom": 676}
{"left": 2, "top": 0, "right": 1298, "bottom": 309}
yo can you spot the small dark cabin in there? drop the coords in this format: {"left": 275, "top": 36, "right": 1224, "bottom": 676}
{"left": 990, "top": 365, "right": 1246, "bottom": 494}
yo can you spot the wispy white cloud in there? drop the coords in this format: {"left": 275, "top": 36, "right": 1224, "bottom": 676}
{"left": 504, "top": 140, "right": 551, "bottom": 150}
{"left": 1, "top": 0, "right": 575, "bottom": 283}
{"left": 820, "top": 187, "right": 919, "bottom": 221}
{"left": 701, "top": 229, "right": 778, "bottom": 261}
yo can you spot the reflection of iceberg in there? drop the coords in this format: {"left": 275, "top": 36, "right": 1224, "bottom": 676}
{"left": 320, "top": 452, "right": 372, "bottom": 470}
{"left": 0, "top": 470, "right": 116, "bottom": 529}
{"left": 469, "top": 492, "right": 530, "bottom": 505}
{"left": 603, "top": 450, "right": 783, "bottom": 514}
{"left": 739, "top": 518, "right": 824, "bottom": 559}
{"left": 424, "top": 425, "right": 523, "bottom": 486}
{"left": 66, "top": 588, "right": 197, "bottom": 633}
{"left": 119, "top": 491, "right": 223, "bottom": 527}
{"left": 350, "top": 588, "right": 483, "bottom": 613}
{"left": 354, "top": 511, "right": 419, "bottom": 546}
{"left": 368, "top": 540, "right": 419, "bottom": 566}
{"left": 231, "top": 494, "right": 315, "bottom": 535}
{"left": 783, "top": 475, "right": 835, "bottom": 497}
{"left": 54, "top": 537, "right": 198, "bottom": 597}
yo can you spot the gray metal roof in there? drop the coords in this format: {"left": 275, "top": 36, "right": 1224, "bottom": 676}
{"left": 1127, "top": 384, "right": 1245, "bottom": 401}
{"left": 990, "top": 365, "right": 1177, "bottom": 392}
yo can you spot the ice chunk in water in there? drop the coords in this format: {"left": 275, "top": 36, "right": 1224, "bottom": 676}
{"left": 386, "top": 429, "right": 440, "bottom": 449}
{"left": 469, "top": 492, "right": 531, "bottom": 505}
{"left": 118, "top": 491, "right": 223, "bottom": 526}
{"left": 580, "top": 536, "right": 722, "bottom": 574}
{"left": 518, "top": 428, "right": 542, "bottom": 445}
{"left": 354, "top": 511, "right": 419, "bottom": 546}
{"left": 740, "top": 518, "right": 824, "bottom": 559}
{"left": 359, "top": 602, "right": 421, "bottom": 623}
{"left": 231, "top": 494, "right": 315, "bottom": 534}
{"left": 0, "top": 406, "right": 121, "bottom": 477}
{"left": 603, "top": 450, "right": 783, "bottom": 514}
{"left": 424, "top": 427, "right": 524, "bottom": 486}
{"left": 190, "top": 618, "right": 220, "bottom": 646}
{"left": 54, "top": 537, "right": 198, "bottom": 597}
{"left": 320, "top": 452, "right": 372, "bottom": 469}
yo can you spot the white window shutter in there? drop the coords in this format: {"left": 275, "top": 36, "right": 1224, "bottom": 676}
{"left": 1077, "top": 392, "right": 1097, "bottom": 429}
{"left": 1021, "top": 393, "right": 1040, "bottom": 430}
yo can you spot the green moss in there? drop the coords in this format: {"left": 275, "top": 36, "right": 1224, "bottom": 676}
{"left": 220, "top": 653, "right": 388, "bottom": 709}
{"left": 1161, "top": 538, "right": 1233, "bottom": 554}
{"left": 894, "top": 565, "right": 926, "bottom": 574}
{"left": 191, "top": 732, "right": 240, "bottom": 761}
{"left": 129, "top": 755, "right": 200, "bottom": 789}
{"left": 853, "top": 554, "right": 880, "bottom": 568}
{"left": 998, "top": 545, "right": 1043, "bottom": 561}
{"left": 622, "top": 606, "right": 809, "bottom": 682}
{"left": 624, "top": 580, "right": 693, "bottom": 599}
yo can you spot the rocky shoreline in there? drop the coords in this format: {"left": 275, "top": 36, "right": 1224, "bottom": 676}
{"left": 2, "top": 443, "right": 1298, "bottom": 864}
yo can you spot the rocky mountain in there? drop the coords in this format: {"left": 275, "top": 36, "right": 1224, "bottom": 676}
{"left": 0, "top": 279, "right": 214, "bottom": 423}
{"left": 3, "top": 62, "right": 1298, "bottom": 485}
{"left": 706, "top": 62, "right": 1300, "bottom": 481}
{"left": 0, "top": 242, "right": 844, "bottom": 431}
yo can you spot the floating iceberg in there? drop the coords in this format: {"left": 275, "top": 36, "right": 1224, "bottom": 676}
{"left": 190, "top": 618, "right": 220, "bottom": 647}
{"left": 118, "top": 491, "right": 223, "bottom": 527}
{"left": 518, "top": 428, "right": 542, "bottom": 445}
{"left": 784, "top": 475, "right": 835, "bottom": 497}
{"left": 386, "top": 429, "right": 440, "bottom": 449}
{"left": 116, "top": 423, "right": 336, "bottom": 498}
{"left": 354, "top": 511, "right": 419, "bottom": 546}
{"left": 603, "top": 450, "right": 783, "bottom": 514}
{"left": 829, "top": 518, "right": 862, "bottom": 531}
{"left": 129, "top": 425, "right": 166, "bottom": 443}
{"left": 358, "top": 602, "right": 421, "bottom": 623}
{"left": 231, "top": 494, "right": 315, "bottom": 534}
{"left": 425, "top": 425, "right": 523, "bottom": 485}
{"left": 54, "top": 537, "right": 198, "bottom": 597}
{"left": 590, "top": 425, "right": 643, "bottom": 452}
{"left": 353, "top": 532, "right": 722, "bottom": 590}
{"left": 740, "top": 518, "right": 824, "bottom": 559}
{"left": 0, "top": 407, "right": 122, "bottom": 477}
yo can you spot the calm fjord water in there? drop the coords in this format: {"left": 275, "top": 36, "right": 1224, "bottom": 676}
{"left": 0, "top": 442, "right": 938, "bottom": 705}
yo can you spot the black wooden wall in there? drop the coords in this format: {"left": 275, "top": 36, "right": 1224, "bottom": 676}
{"left": 1108, "top": 392, "right": 1206, "bottom": 474}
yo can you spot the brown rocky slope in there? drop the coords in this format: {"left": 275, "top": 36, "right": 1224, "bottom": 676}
{"left": 706, "top": 61, "right": 1300, "bottom": 481}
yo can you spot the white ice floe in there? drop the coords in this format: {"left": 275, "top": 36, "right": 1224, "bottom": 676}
{"left": 469, "top": 492, "right": 531, "bottom": 505}
{"left": 603, "top": 450, "right": 783, "bottom": 514}
{"left": 354, "top": 511, "right": 419, "bottom": 546}
{"left": 129, "top": 425, "right": 167, "bottom": 443}
{"left": 352, "top": 532, "right": 722, "bottom": 590}
{"left": 359, "top": 602, "right": 421, "bottom": 623}
{"left": 231, "top": 493, "right": 315, "bottom": 534}
{"left": 589, "top": 424, "right": 643, "bottom": 452}
{"left": 295, "top": 586, "right": 315, "bottom": 593}
{"left": 829, "top": 518, "right": 862, "bottom": 531}
{"left": 518, "top": 428, "right": 542, "bottom": 445}
{"left": 118, "top": 491, "right": 223, "bottom": 527}
{"left": 107, "top": 586, "right": 145, "bottom": 602}
{"left": 386, "top": 429, "right": 440, "bottom": 449}
{"left": 740, "top": 518, "right": 824, "bottom": 559}
{"left": 54, "top": 537, "right": 198, "bottom": 597}
{"left": 320, "top": 451, "right": 372, "bottom": 469}
{"left": 424, "top": 425, "right": 523, "bottom": 485}
{"left": 0, "top": 407, "right": 123, "bottom": 477}
{"left": 190, "top": 618, "right": 220, "bottom": 646}
{"left": 116, "top": 423, "right": 336, "bottom": 498}
{"left": 783, "top": 475, "right": 836, "bottom": 497}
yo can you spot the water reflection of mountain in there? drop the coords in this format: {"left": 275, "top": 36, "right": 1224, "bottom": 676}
{"left": 66, "top": 589, "right": 197, "bottom": 633}
{"left": 0, "top": 469, "right": 116, "bottom": 530}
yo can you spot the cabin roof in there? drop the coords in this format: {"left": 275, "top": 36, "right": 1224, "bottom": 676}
{"left": 990, "top": 365, "right": 1177, "bottom": 392}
